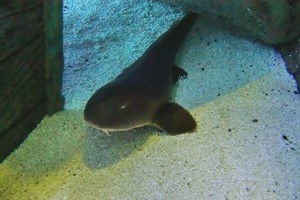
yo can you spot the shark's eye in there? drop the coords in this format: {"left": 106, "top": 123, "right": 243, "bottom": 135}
{"left": 121, "top": 104, "right": 127, "bottom": 109}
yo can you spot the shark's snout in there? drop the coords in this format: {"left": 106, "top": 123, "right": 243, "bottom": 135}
{"left": 84, "top": 98, "right": 132, "bottom": 130}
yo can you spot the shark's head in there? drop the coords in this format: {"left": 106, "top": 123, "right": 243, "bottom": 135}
{"left": 84, "top": 84, "right": 156, "bottom": 132}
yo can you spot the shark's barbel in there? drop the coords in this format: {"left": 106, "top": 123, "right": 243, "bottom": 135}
{"left": 84, "top": 12, "right": 198, "bottom": 135}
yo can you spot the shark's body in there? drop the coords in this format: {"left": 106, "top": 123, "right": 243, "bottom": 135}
{"left": 84, "top": 12, "right": 198, "bottom": 135}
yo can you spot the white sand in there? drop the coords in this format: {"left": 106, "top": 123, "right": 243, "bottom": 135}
{"left": 1, "top": 0, "right": 299, "bottom": 199}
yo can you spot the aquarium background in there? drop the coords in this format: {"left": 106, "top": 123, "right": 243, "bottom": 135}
{"left": 1, "top": 0, "right": 299, "bottom": 199}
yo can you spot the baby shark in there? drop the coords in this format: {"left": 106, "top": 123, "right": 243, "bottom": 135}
{"left": 84, "top": 12, "right": 198, "bottom": 135}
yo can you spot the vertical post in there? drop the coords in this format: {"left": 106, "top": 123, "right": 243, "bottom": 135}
{"left": 44, "top": 0, "right": 65, "bottom": 115}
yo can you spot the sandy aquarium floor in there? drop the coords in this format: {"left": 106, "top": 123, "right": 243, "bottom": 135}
{"left": 1, "top": 0, "right": 300, "bottom": 199}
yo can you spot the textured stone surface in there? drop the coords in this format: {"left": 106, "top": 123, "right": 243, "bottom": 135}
{"left": 0, "top": 0, "right": 46, "bottom": 161}
{"left": 278, "top": 39, "right": 300, "bottom": 93}
{"left": 156, "top": 0, "right": 300, "bottom": 45}
{"left": 0, "top": 0, "right": 64, "bottom": 161}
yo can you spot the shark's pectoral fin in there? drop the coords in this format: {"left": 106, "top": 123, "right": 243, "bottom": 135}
{"left": 152, "top": 102, "right": 196, "bottom": 135}
{"left": 172, "top": 65, "right": 188, "bottom": 84}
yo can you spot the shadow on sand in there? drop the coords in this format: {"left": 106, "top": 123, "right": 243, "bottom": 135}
{"left": 83, "top": 126, "right": 160, "bottom": 169}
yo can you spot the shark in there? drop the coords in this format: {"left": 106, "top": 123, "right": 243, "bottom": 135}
{"left": 84, "top": 12, "right": 198, "bottom": 135}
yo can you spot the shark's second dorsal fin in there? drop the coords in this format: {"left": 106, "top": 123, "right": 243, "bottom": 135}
{"left": 172, "top": 65, "right": 188, "bottom": 84}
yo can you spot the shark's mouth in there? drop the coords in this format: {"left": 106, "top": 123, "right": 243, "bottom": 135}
{"left": 86, "top": 121, "right": 147, "bottom": 136}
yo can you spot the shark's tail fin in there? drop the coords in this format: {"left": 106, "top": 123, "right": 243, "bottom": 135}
{"left": 144, "top": 12, "right": 199, "bottom": 61}
{"left": 162, "top": 12, "right": 199, "bottom": 48}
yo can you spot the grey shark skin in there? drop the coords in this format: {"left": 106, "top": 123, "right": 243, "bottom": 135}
{"left": 84, "top": 12, "right": 198, "bottom": 135}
